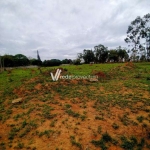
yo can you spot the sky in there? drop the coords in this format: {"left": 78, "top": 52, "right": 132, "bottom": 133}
{"left": 0, "top": 0, "right": 150, "bottom": 61}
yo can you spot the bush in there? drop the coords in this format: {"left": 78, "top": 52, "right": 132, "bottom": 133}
{"left": 102, "top": 132, "right": 112, "bottom": 142}
{"left": 73, "top": 59, "right": 81, "bottom": 65}
{"left": 42, "top": 59, "right": 62, "bottom": 66}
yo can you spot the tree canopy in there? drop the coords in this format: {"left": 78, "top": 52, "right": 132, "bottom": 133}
{"left": 125, "top": 13, "right": 150, "bottom": 60}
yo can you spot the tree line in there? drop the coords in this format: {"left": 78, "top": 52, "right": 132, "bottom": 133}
{"left": 77, "top": 45, "right": 129, "bottom": 64}
{"left": 77, "top": 13, "right": 150, "bottom": 63}
{"left": 0, "top": 54, "right": 74, "bottom": 68}
{"left": 0, "top": 13, "right": 149, "bottom": 69}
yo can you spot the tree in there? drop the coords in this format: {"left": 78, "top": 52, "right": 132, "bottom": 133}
{"left": 125, "top": 16, "right": 143, "bottom": 55}
{"left": 125, "top": 13, "right": 150, "bottom": 60}
{"left": 94, "top": 44, "right": 108, "bottom": 63}
{"left": 77, "top": 53, "right": 83, "bottom": 62}
{"left": 1, "top": 55, "right": 15, "bottom": 67}
{"left": 142, "top": 14, "right": 150, "bottom": 59}
{"left": 116, "top": 46, "right": 129, "bottom": 62}
{"left": 42, "top": 59, "right": 61, "bottom": 66}
{"left": 82, "top": 49, "right": 95, "bottom": 64}
{"left": 62, "top": 59, "right": 72, "bottom": 64}
{"left": 30, "top": 58, "right": 42, "bottom": 66}
{"left": 73, "top": 59, "right": 81, "bottom": 65}
{"left": 108, "top": 50, "right": 119, "bottom": 62}
{"left": 140, "top": 55, "right": 146, "bottom": 61}
{"left": 14, "top": 54, "right": 30, "bottom": 66}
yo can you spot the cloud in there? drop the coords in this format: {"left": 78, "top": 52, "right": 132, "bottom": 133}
{"left": 0, "top": 0, "right": 150, "bottom": 60}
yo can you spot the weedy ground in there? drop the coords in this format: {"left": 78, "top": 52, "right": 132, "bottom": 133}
{"left": 0, "top": 62, "right": 150, "bottom": 150}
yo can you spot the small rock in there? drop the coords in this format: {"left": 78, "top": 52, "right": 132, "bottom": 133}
{"left": 12, "top": 98, "right": 23, "bottom": 104}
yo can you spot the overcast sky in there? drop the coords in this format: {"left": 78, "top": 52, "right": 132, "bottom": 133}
{"left": 0, "top": 0, "right": 150, "bottom": 60}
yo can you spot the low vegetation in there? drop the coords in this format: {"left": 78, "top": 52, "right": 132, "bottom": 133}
{"left": 0, "top": 62, "right": 150, "bottom": 149}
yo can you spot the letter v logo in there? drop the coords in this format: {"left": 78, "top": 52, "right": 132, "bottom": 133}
{"left": 50, "top": 69, "right": 62, "bottom": 81}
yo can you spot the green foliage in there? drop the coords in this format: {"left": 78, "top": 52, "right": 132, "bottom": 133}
{"left": 82, "top": 49, "right": 95, "bottom": 63}
{"left": 39, "top": 130, "right": 54, "bottom": 138}
{"left": 70, "top": 136, "right": 82, "bottom": 150}
{"left": 109, "top": 47, "right": 128, "bottom": 62}
{"left": 16, "top": 142, "right": 24, "bottom": 149}
{"left": 14, "top": 54, "right": 30, "bottom": 66}
{"left": 121, "top": 136, "right": 137, "bottom": 150}
{"left": 0, "top": 142, "right": 6, "bottom": 150}
{"left": 112, "top": 123, "right": 119, "bottom": 130}
{"left": 8, "top": 127, "right": 20, "bottom": 140}
{"left": 91, "top": 132, "right": 112, "bottom": 150}
{"left": 66, "top": 109, "right": 80, "bottom": 118}
{"left": 125, "top": 13, "right": 150, "bottom": 58}
{"left": 50, "top": 119, "right": 57, "bottom": 127}
{"left": 97, "top": 126, "right": 102, "bottom": 134}
{"left": 94, "top": 44, "right": 108, "bottom": 63}
{"left": 73, "top": 59, "right": 81, "bottom": 65}
{"left": 78, "top": 44, "right": 128, "bottom": 63}
{"left": 91, "top": 139, "right": 107, "bottom": 150}
{"left": 30, "top": 59, "right": 42, "bottom": 66}
{"left": 95, "top": 115, "right": 103, "bottom": 120}
{"left": 136, "top": 116, "right": 144, "bottom": 123}
{"left": 102, "top": 132, "right": 112, "bottom": 142}
{"left": 42, "top": 105, "right": 54, "bottom": 119}
{"left": 62, "top": 59, "right": 72, "bottom": 64}
{"left": 65, "top": 104, "right": 72, "bottom": 109}
{"left": 138, "top": 138, "right": 145, "bottom": 149}
{"left": 42, "top": 59, "right": 62, "bottom": 66}
{"left": 1, "top": 55, "right": 15, "bottom": 67}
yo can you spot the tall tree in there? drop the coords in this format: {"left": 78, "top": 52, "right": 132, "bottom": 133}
{"left": 94, "top": 44, "right": 108, "bottom": 63}
{"left": 62, "top": 59, "right": 72, "bottom": 64}
{"left": 77, "top": 53, "right": 83, "bottom": 62}
{"left": 82, "top": 49, "right": 95, "bottom": 64}
{"left": 142, "top": 14, "right": 150, "bottom": 59}
{"left": 125, "top": 13, "right": 150, "bottom": 60}
{"left": 1, "top": 55, "right": 14, "bottom": 67}
{"left": 116, "top": 46, "right": 129, "bottom": 62}
{"left": 108, "top": 50, "right": 119, "bottom": 62}
{"left": 14, "top": 54, "right": 29, "bottom": 66}
{"left": 124, "top": 16, "right": 144, "bottom": 55}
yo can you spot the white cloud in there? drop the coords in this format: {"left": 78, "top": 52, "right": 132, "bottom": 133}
{"left": 0, "top": 0, "right": 149, "bottom": 60}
